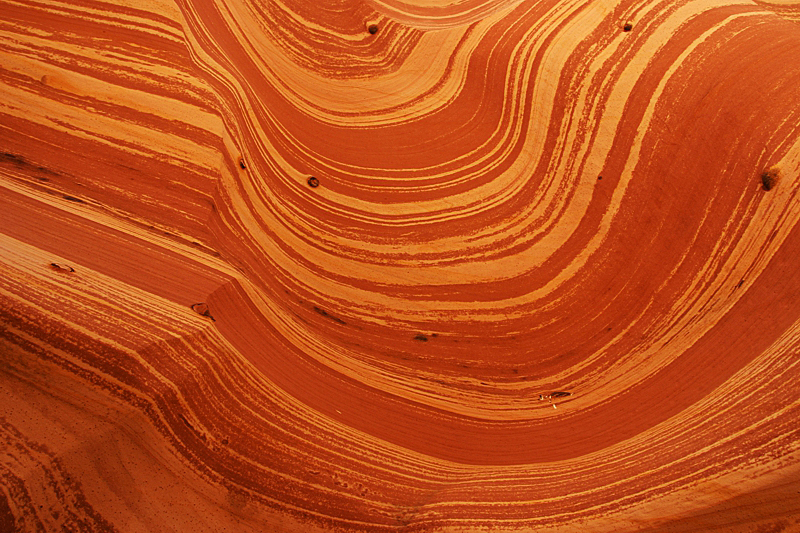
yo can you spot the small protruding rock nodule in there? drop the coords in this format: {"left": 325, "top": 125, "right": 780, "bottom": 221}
{"left": 49, "top": 262, "right": 75, "bottom": 273}
{"left": 191, "top": 302, "right": 216, "bottom": 321}
{"left": 761, "top": 166, "right": 780, "bottom": 191}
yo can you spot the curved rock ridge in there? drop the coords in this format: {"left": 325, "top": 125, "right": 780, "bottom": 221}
{"left": 2, "top": 0, "right": 800, "bottom": 531}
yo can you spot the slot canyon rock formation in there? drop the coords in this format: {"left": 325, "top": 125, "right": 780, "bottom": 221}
{"left": 1, "top": 0, "right": 800, "bottom": 531}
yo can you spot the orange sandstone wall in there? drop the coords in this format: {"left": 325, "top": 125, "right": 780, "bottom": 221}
{"left": 2, "top": 0, "right": 800, "bottom": 531}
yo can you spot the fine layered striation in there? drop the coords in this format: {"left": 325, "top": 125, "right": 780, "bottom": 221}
{"left": 2, "top": 0, "right": 800, "bottom": 531}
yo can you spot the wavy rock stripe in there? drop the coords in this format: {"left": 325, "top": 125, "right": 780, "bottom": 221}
{"left": 2, "top": 0, "right": 800, "bottom": 531}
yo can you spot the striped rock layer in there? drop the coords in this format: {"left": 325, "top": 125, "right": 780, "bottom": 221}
{"left": 2, "top": 0, "right": 800, "bottom": 531}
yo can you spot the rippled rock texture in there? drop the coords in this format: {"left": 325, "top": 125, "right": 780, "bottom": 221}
{"left": 2, "top": 0, "right": 800, "bottom": 531}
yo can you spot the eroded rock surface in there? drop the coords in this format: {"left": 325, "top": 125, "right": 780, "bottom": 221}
{"left": 2, "top": 0, "right": 800, "bottom": 531}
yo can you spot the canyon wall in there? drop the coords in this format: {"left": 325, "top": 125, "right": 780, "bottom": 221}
{"left": 2, "top": 0, "right": 800, "bottom": 531}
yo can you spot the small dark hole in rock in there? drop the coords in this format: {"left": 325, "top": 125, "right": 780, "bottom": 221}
{"left": 308, "top": 176, "right": 320, "bottom": 188}
{"left": 239, "top": 158, "right": 246, "bottom": 170}
{"left": 368, "top": 24, "right": 379, "bottom": 34}
{"left": 623, "top": 23, "right": 633, "bottom": 31}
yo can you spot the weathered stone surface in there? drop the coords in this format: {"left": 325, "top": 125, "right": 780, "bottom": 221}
{"left": 1, "top": 0, "right": 800, "bottom": 531}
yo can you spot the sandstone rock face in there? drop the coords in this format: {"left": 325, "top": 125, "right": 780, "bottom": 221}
{"left": 1, "top": 0, "right": 800, "bottom": 531}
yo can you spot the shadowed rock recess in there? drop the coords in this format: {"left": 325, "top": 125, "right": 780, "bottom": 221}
{"left": 1, "top": 0, "right": 800, "bottom": 531}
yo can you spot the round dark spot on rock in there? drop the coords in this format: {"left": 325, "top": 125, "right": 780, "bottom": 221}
{"left": 623, "top": 23, "right": 633, "bottom": 31}
{"left": 761, "top": 168, "right": 780, "bottom": 191}
{"left": 307, "top": 176, "right": 320, "bottom": 188}
{"left": 239, "top": 158, "right": 246, "bottom": 170}
{"left": 368, "top": 24, "right": 379, "bottom": 34}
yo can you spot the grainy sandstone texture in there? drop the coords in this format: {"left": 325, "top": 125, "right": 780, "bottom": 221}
{"left": 2, "top": 0, "right": 800, "bottom": 531}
